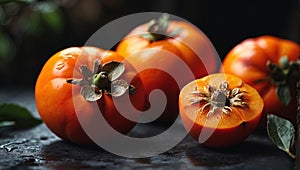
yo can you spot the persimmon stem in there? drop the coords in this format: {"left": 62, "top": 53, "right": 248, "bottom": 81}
{"left": 140, "top": 13, "right": 182, "bottom": 42}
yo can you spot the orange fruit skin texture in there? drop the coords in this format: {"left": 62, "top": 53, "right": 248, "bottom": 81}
{"left": 35, "top": 47, "right": 145, "bottom": 145}
{"left": 221, "top": 35, "right": 300, "bottom": 126}
{"left": 179, "top": 73, "right": 263, "bottom": 148}
{"left": 117, "top": 20, "right": 218, "bottom": 123}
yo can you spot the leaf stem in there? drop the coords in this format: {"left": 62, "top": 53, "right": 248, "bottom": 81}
{"left": 287, "top": 150, "right": 296, "bottom": 159}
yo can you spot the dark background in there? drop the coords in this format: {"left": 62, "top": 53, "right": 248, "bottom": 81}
{"left": 0, "top": 0, "right": 298, "bottom": 88}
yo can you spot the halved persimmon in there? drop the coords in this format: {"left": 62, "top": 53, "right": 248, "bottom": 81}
{"left": 179, "top": 73, "right": 263, "bottom": 148}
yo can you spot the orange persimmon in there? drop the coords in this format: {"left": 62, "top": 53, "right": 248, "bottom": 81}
{"left": 35, "top": 47, "right": 145, "bottom": 145}
{"left": 117, "top": 14, "right": 217, "bottom": 123}
{"left": 179, "top": 73, "right": 263, "bottom": 148}
{"left": 221, "top": 36, "right": 300, "bottom": 126}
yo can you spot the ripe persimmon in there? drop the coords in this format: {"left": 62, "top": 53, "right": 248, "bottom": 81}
{"left": 35, "top": 47, "right": 145, "bottom": 145}
{"left": 179, "top": 73, "right": 263, "bottom": 148}
{"left": 221, "top": 36, "right": 300, "bottom": 126}
{"left": 117, "top": 14, "right": 217, "bottom": 123}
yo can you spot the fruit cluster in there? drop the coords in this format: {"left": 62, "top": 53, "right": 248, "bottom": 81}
{"left": 35, "top": 14, "right": 300, "bottom": 148}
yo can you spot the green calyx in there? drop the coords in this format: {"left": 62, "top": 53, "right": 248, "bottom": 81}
{"left": 266, "top": 56, "right": 299, "bottom": 106}
{"left": 66, "top": 60, "right": 135, "bottom": 102}
{"left": 140, "top": 13, "right": 182, "bottom": 42}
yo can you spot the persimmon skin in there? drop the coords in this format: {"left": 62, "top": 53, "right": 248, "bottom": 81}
{"left": 179, "top": 74, "right": 263, "bottom": 148}
{"left": 35, "top": 47, "right": 145, "bottom": 145}
{"left": 117, "top": 20, "right": 217, "bottom": 123}
{"left": 221, "top": 35, "right": 300, "bottom": 126}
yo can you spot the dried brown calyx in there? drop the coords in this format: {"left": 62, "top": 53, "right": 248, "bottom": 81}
{"left": 189, "top": 81, "right": 249, "bottom": 117}
{"left": 66, "top": 60, "right": 135, "bottom": 102}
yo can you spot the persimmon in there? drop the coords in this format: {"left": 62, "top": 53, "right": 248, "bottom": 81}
{"left": 179, "top": 73, "right": 263, "bottom": 148}
{"left": 117, "top": 14, "right": 217, "bottom": 123}
{"left": 221, "top": 35, "right": 300, "bottom": 126}
{"left": 35, "top": 47, "right": 145, "bottom": 145}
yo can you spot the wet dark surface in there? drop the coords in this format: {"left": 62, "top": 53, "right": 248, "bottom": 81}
{"left": 0, "top": 88, "right": 294, "bottom": 170}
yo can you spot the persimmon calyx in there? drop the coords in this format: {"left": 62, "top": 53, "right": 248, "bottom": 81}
{"left": 140, "top": 13, "right": 182, "bottom": 42}
{"left": 66, "top": 60, "right": 135, "bottom": 102}
{"left": 189, "top": 81, "right": 249, "bottom": 118}
{"left": 266, "top": 56, "right": 300, "bottom": 106}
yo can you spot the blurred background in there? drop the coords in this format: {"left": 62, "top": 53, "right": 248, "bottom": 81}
{"left": 0, "top": 0, "right": 298, "bottom": 88}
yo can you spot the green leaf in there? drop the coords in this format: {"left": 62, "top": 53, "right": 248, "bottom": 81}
{"left": 0, "top": 30, "right": 17, "bottom": 62}
{"left": 168, "top": 27, "right": 183, "bottom": 38}
{"left": 110, "top": 79, "right": 129, "bottom": 97}
{"left": 276, "top": 85, "right": 291, "bottom": 106}
{"left": 41, "top": 9, "right": 64, "bottom": 33}
{"left": 140, "top": 33, "right": 155, "bottom": 41}
{"left": 0, "top": 103, "right": 42, "bottom": 128}
{"left": 102, "top": 61, "right": 125, "bottom": 81}
{"left": 157, "top": 13, "right": 169, "bottom": 33}
{"left": 0, "top": 0, "right": 35, "bottom": 4}
{"left": 80, "top": 85, "right": 102, "bottom": 102}
{"left": 267, "top": 114, "right": 295, "bottom": 159}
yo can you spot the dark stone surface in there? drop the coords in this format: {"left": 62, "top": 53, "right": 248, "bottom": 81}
{"left": 0, "top": 88, "right": 295, "bottom": 170}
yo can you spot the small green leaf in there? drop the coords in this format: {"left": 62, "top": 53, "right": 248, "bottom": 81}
{"left": 279, "top": 56, "right": 289, "bottom": 69}
{"left": 0, "top": 103, "right": 42, "bottom": 128}
{"left": 93, "top": 60, "right": 101, "bottom": 74}
{"left": 110, "top": 79, "right": 129, "bottom": 97}
{"left": 140, "top": 33, "right": 155, "bottom": 41}
{"left": 168, "top": 27, "right": 183, "bottom": 38}
{"left": 276, "top": 85, "right": 291, "bottom": 106}
{"left": 80, "top": 65, "right": 93, "bottom": 79}
{"left": 141, "top": 14, "right": 172, "bottom": 41}
{"left": 80, "top": 85, "right": 102, "bottom": 102}
{"left": 102, "top": 61, "right": 125, "bottom": 81}
{"left": 157, "top": 13, "right": 169, "bottom": 33}
{"left": 267, "top": 114, "right": 295, "bottom": 159}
